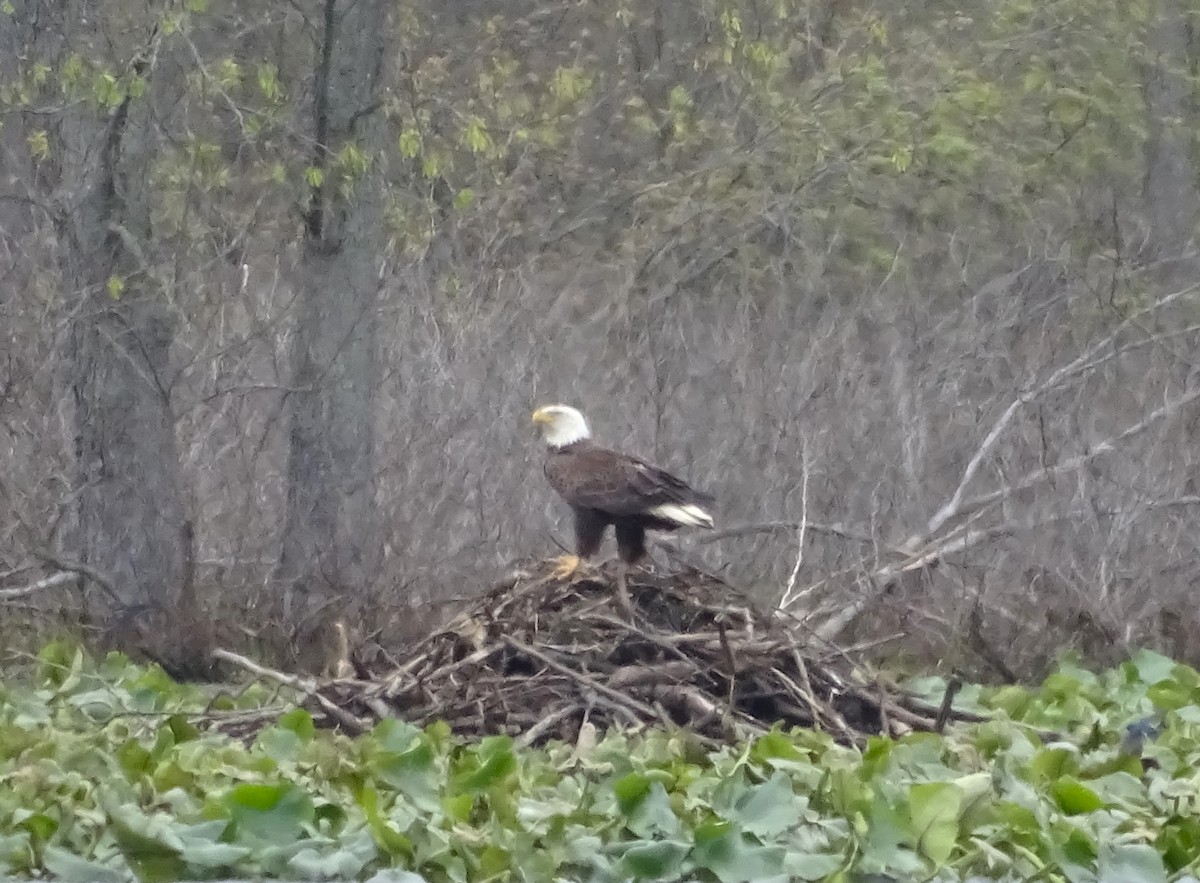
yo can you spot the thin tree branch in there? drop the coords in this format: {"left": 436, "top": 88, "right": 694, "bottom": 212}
{"left": 778, "top": 441, "right": 811, "bottom": 612}
{"left": 0, "top": 571, "right": 77, "bottom": 600}
{"left": 696, "top": 520, "right": 875, "bottom": 545}
{"left": 813, "top": 382, "right": 1200, "bottom": 643}
{"left": 918, "top": 284, "right": 1198, "bottom": 544}
{"left": 31, "top": 550, "right": 122, "bottom": 606}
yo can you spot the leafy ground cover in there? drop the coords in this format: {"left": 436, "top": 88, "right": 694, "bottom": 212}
{"left": 2, "top": 643, "right": 1200, "bottom": 882}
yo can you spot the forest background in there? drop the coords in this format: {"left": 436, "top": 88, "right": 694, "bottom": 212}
{"left": 2, "top": 0, "right": 1200, "bottom": 679}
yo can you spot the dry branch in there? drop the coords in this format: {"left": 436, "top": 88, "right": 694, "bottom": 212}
{"left": 918, "top": 283, "right": 1198, "bottom": 544}
{"left": 0, "top": 570, "right": 76, "bottom": 600}
{"left": 812, "top": 378, "right": 1200, "bottom": 643}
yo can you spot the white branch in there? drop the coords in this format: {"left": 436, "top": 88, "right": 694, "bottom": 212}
{"left": 918, "top": 284, "right": 1198, "bottom": 544}
{"left": 957, "top": 385, "right": 1200, "bottom": 516}
{"left": 813, "top": 381, "right": 1200, "bottom": 643}
{"left": 0, "top": 570, "right": 77, "bottom": 601}
{"left": 777, "top": 441, "right": 811, "bottom": 612}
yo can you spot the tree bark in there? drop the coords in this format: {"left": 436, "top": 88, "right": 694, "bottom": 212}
{"left": 1143, "top": 0, "right": 1198, "bottom": 276}
{"left": 51, "top": 18, "right": 189, "bottom": 611}
{"left": 278, "top": 0, "right": 387, "bottom": 612}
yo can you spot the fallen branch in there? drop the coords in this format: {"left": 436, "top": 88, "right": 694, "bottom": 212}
{"left": 696, "top": 521, "right": 875, "bottom": 546}
{"left": 212, "top": 648, "right": 371, "bottom": 734}
{"left": 918, "top": 283, "right": 1198, "bottom": 545}
{"left": 502, "top": 635, "right": 660, "bottom": 720}
{"left": 777, "top": 441, "right": 811, "bottom": 612}
{"left": 0, "top": 570, "right": 77, "bottom": 601}
{"left": 812, "top": 383, "right": 1200, "bottom": 643}
{"left": 31, "top": 550, "right": 123, "bottom": 606}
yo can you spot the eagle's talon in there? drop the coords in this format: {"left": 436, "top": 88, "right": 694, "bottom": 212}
{"left": 549, "top": 554, "right": 586, "bottom": 582}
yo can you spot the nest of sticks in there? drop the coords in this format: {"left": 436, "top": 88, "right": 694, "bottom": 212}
{"left": 213, "top": 558, "right": 975, "bottom": 747}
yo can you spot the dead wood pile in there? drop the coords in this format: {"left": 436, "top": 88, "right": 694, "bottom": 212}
{"left": 213, "top": 559, "right": 974, "bottom": 747}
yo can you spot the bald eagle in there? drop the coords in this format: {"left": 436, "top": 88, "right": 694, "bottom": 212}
{"left": 531, "top": 404, "right": 715, "bottom": 585}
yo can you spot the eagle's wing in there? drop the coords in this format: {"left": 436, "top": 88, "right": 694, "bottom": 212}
{"left": 552, "top": 445, "right": 713, "bottom": 516}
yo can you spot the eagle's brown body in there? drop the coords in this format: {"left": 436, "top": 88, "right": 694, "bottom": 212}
{"left": 543, "top": 437, "right": 716, "bottom": 564}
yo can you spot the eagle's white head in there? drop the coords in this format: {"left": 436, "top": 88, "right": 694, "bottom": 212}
{"left": 532, "top": 404, "right": 592, "bottom": 448}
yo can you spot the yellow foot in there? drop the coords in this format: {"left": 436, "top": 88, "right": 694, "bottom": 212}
{"left": 549, "top": 554, "right": 587, "bottom": 581}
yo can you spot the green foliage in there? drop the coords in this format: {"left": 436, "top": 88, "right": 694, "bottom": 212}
{"left": 0, "top": 0, "right": 1171, "bottom": 283}
{"left": 4, "top": 645, "right": 1200, "bottom": 881}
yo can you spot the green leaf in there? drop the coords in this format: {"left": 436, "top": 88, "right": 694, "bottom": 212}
{"left": 1130, "top": 649, "right": 1177, "bottom": 685}
{"left": 358, "top": 785, "right": 413, "bottom": 860}
{"left": 225, "top": 781, "right": 314, "bottom": 844}
{"left": 256, "top": 64, "right": 279, "bottom": 100}
{"left": 463, "top": 117, "right": 491, "bottom": 153}
{"left": 454, "top": 736, "right": 516, "bottom": 793}
{"left": 1098, "top": 843, "right": 1167, "bottom": 883}
{"left": 730, "top": 773, "right": 802, "bottom": 838}
{"left": 42, "top": 847, "right": 126, "bottom": 883}
{"left": 1029, "top": 745, "right": 1078, "bottom": 781}
{"left": 398, "top": 128, "right": 421, "bottom": 158}
{"left": 617, "top": 840, "right": 689, "bottom": 879}
{"left": 987, "top": 685, "right": 1031, "bottom": 717}
{"left": 15, "top": 811, "right": 57, "bottom": 844}
{"left": 279, "top": 708, "right": 315, "bottom": 740}
{"left": 1147, "top": 679, "right": 1192, "bottom": 711}
{"left": 624, "top": 782, "right": 680, "bottom": 838}
{"left": 287, "top": 844, "right": 373, "bottom": 880}
{"left": 908, "top": 782, "right": 961, "bottom": 865}
{"left": 371, "top": 737, "right": 439, "bottom": 811}
{"left": 1052, "top": 777, "right": 1104, "bottom": 815}
{"left": 177, "top": 838, "right": 250, "bottom": 869}
{"left": 614, "top": 771, "right": 653, "bottom": 814}
{"left": 785, "top": 849, "right": 845, "bottom": 881}
{"left": 26, "top": 129, "right": 48, "bottom": 160}
{"left": 860, "top": 736, "right": 893, "bottom": 780}
{"left": 692, "top": 822, "right": 786, "bottom": 883}
{"left": 107, "top": 804, "right": 188, "bottom": 883}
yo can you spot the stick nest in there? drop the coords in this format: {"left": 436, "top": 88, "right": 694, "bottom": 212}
{"left": 214, "top": 559, "right": 972, "bottom": 747}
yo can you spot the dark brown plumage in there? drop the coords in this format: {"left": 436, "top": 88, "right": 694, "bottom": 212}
{"left": 533, "top": 405, "right": 715, "bottom": 571}
{"left": 544, "top": 439, "right": 715, "bottom": 562}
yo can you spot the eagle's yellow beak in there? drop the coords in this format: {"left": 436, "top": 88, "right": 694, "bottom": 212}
{"left": 531, "top": 407, "right": 553, "bottom": 425}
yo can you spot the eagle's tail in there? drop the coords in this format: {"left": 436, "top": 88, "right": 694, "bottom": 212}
{"left": 648, "top": 502, "right": 715, "bottom": 529}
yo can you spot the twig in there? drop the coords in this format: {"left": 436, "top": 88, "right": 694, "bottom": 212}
{"left": 212, "top": 648, "right": 370, "bottom": 734}
{"left": 935, "top": 674, "right": 963, "bottom": 734}
{"left": 957, "top": 385, "right": 1200, "bottom": 515}
{"left": 716, "top": 619, "right": 737, "bottom": 711}
{"left": 812, "top": 379, "right": 1200, "bottom": 646}
{"left": 777, "top": 440, "right": 811, "bottom": 612}
{"left": 31, "top": 551, "right": 122, "bottom": 606}
{"left": 918, "top": 284, "right": 1198, "bottom": 544}
{"left": 502, "top": 636, "right": 659, "bottom": 719}
{"left": 517, "top": 703, "right": 583, "bottom": 748}
{"left": 696, "top": 520, "right": 875, "bottom": 546}
{"left": 833, "top": 633, "right": 907, "bottom": 656}
{"left": 0, "top": 570, "right": 77, "bottom": 600}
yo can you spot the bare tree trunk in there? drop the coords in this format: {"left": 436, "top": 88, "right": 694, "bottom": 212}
{"left": 1143, "top": 0, "right": 1198, "bottom": 276}
{"left": 52, "top": 24, "right": 189, "bottom": 612}
{"left": 278, "top": 0, "right": 387, "bottom": 613}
